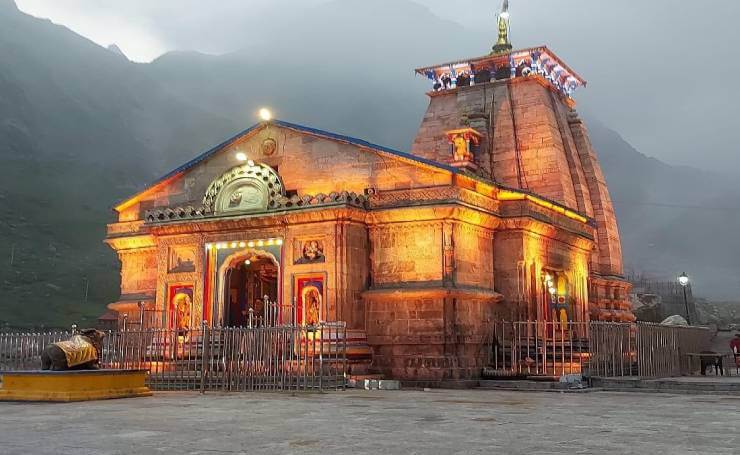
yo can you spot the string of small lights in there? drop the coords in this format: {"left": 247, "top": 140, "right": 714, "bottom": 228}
{"left": 205, "top": 238, "right": 284, "bottom": 250}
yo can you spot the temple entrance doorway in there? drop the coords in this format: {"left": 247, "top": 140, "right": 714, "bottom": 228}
{"left": 223, "top": 253, "right": 278, "bottom": 327}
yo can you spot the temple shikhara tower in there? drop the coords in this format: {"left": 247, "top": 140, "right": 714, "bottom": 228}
{"left": 105, "top": 2, "right": 633, "bottom": 381}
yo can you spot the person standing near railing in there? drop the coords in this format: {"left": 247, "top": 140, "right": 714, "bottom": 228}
{"left": 731, "top": 333, "right": 740, "bottom": 372}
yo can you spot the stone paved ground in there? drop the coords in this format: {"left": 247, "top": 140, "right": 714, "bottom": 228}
{"left": 1, "top": 389, "right": 738, "bottom": 454}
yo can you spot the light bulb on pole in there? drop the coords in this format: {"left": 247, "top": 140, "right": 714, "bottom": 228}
{"left": 678, "top": 272, "right": 691, "bottom": 325}
{"left": 259, "top": 108, "right": 272, "bottom": 122}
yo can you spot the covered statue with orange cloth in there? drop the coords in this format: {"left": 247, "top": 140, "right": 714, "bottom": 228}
{"left": 41, "top": 329, "right": 106, "bottom": 371}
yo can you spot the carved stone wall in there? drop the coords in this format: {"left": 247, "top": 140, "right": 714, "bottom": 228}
{"left": 370, "top": 222, "right": 444, "bottom": 286}
{"left": 494, "top": 228, "right": 591, "bottom": 322}
{"left": 118, "top": 248, "right": 157, "bottom": 297}
{"left": 340, "top": 222, "right": 369, "bottom": 329}
{"left": 364, "top": 288, "right": 501, "bottom": 381}
{"left": 155, "top": 234, "right": 206, "bottom": 326}
{"left": 452, "top": 223, "right": 494, "bottom": 289}
{"left": 284, "top": 222, "right": 336, "bottom": 323}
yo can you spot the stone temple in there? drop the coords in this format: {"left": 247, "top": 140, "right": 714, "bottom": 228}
{"left": 105, "top": 6, "right": 633, "bottom": 381}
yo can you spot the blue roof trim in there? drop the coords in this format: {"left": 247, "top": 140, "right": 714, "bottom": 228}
{"left": 116, "top": 119, "right": 460, "bottom": 209}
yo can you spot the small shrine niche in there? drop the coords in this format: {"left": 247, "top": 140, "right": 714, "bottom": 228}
{"left": 446, "top": 128, "right": 482, "bottom": 170}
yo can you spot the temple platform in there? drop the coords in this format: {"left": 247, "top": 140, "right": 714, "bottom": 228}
{"left": 0, "top": 369, "right": 152, "bottom": 402}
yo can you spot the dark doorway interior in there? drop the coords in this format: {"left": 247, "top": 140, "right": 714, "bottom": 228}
{"left": 225, "top": 256, "right": 278, "bottom": 326}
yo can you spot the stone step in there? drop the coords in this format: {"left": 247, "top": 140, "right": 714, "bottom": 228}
{"left": 591, "top": 377, "right": 740, "bottom": 394}
{"left": 477, "top": 379, "right": 589, "bottom": 392}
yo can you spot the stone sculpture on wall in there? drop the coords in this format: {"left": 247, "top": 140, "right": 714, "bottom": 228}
{"left": 261, "top": 138, "right": 277, "bottom": 156}
{"left": 168, "top": 245, "right": 196, "bottom": 273}
{"left": 203, "top": 162, "right": 284, "bottom": 215}
{"left": 294, "top": 239, "right": 325, "bottom": 264}
{"left": 445, "top": 128, "right": 481, "bottom": 164}
{"left": 168, "top": 284, "right": 194, "bottom": 335}
{"left": 294, "top": 274, "right": 325, "bottom": 325}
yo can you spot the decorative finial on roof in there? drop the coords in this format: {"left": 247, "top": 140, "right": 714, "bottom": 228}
{"left": 492, "top": 0, "right": 513, "bottom": 54}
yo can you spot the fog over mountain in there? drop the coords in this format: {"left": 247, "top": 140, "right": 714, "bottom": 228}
{"left": 15, "top": 0, "right": 740, "bottom": 174}
{"left": 1, "top": 0, "right": 739, "bottom": 327}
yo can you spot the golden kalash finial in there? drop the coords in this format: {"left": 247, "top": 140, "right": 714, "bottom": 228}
{"left": 492, "top": 0, "right": 513, "bottom": 54}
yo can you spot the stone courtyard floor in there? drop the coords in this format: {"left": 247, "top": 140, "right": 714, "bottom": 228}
{"left": 1, "top": 389, "right": 738, "bottom": 454}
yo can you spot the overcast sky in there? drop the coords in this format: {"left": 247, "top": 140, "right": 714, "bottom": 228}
{"left": 13, "top": 0, "right": 740, "bottom": 173}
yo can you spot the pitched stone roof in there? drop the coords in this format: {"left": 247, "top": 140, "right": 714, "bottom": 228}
{"left": 114, "top": 119, "right": 591, "bottom": 226}
{"left": 114, "top": 120, "right": 460, "bottom": 211}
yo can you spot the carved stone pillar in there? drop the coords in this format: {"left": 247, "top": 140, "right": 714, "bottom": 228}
{"left": 442, "top": 222, "right": 455, "bottom": 286}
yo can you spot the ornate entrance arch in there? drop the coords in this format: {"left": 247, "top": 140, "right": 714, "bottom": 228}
{"left": 215, "top": 248, "right": 281, "bottom": 326}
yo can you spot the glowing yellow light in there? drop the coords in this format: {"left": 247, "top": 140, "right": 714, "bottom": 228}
{"left": 247, "top": 241, "right": 255, "bottom": 248}
{"left": 230, "top": 242, "right": 237, "bottom": 248}
{"left": 257, "top": 240, "right": 264, "bottom": 247}
{"left": 235, "top": 152, "right": 247, "bottom": 162}
{"left": 245, "top": 259, "right": 251, "bottom": 265}
{"left": 239, "top": 241, "right": 246, "bottom": 248}
{"left": 276, "top": 239, "right": 283, "bottom": 245}
{"left": 497, "top": 189, "right": 589, "bottom": 223}
{"left": 205, "top": 244, "right": 212, "bottom": 250}
{"left": 267, "top": 239, "right": 274, "bottom": 245}
{"left": 259, "top": 108, "right": 272, "bottom": 122}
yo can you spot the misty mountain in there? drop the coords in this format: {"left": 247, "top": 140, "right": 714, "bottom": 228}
{"left": 0, "top": 0, "right": 239, "bottom": 327}
{"left": 588, "top": 120, "right": 740, "bottom": 297}
{"left": 0, "top": 0, "right": 738, "bottom": 327}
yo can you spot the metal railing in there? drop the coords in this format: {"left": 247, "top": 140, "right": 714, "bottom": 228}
{"left": 0, "top": 329, "right": 73, "bottom": 371}
{"left": 589, "top": 322, "right": 712, "bottom": 378}
{"left": 0, "top": 322, "right": 348, "bottom": 393}
{"left": 484, "top": 321, "right": 712, "bottom": 379}
{"left": 485, "top": 321, "right": 590, "bottom": 377}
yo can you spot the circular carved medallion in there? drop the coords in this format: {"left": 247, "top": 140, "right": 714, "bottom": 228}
{"left": 261, "top": 138, "right": 277, "bottom": 156}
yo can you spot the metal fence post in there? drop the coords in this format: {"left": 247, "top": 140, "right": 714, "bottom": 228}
{"left": 319, "top": 323, "right": 324, "bottom": 392}
{"left": 138, "top": 301, "right": 145, "bottom": 329}
{"left": 200, "top": 320, "right": 209, "bottom": 394}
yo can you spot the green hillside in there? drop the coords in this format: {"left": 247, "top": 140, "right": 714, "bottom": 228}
{"left": 1, "top": 0, "right": 738, "bottom": 328}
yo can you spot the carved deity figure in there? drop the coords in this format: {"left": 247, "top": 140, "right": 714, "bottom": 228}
{"left": 452, "top": 135, "right": 470, "bottom": 161}
{"left": 296, "top": 240, "right": 325, "bottom": 264}
{"left": 173, "top": 292, "right": 192, "bottom": 332}
{"left": 303, "top": 287, "right": 321, "bottom": 325}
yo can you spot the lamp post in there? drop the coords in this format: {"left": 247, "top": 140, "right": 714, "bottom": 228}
{"left": 678, "top": 272, "right": 691, "bottom": 325}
